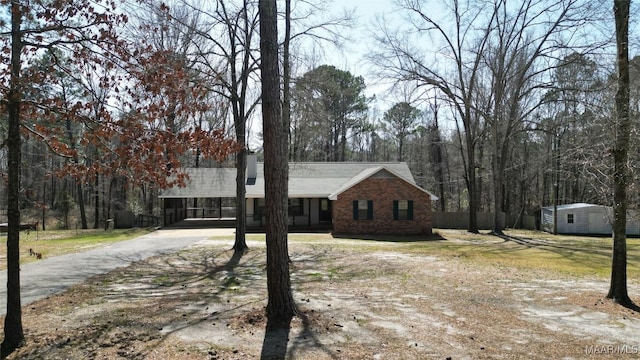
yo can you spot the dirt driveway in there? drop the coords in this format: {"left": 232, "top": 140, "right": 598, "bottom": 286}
{"left": 3, "top": 232, "right": 640, "bottom": 359}
{"left": 0, "top": 227, "right": 235, "bottom": 315}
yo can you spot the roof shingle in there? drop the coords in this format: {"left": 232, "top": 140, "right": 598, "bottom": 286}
{"left": 159, "top": 162, "right": 428, "bottom": 199}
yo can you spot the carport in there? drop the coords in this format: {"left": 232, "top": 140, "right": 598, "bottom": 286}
{"left": 159, "top": 167, "right": 238, "bottom": 227}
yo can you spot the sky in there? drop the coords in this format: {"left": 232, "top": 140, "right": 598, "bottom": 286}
{"left": 251, "top": 0, "right": 408, "bottom": 148}
{"left": 251, "top": 0, "right": 411, "bottom": 147}
{"left": 296, "top": 0, "right": 411, "bottom": 120}
{"left": 255, "top": 0, "right": 628, "bottom": 147}
{"left": 313, "top": 0, "right": 447, "bottom": 110}
{"left": 325, "top": 0, "right": 405, "bottom": 98}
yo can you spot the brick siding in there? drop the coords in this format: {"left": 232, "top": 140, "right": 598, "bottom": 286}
{"left": 332, "top": 177, "right": 433, "bottom": 235}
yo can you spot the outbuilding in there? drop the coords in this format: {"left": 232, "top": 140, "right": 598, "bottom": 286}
{"left": 541, "top": 203, "right": 640, "bottom": 235}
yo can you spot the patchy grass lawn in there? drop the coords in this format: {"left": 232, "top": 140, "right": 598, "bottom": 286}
{"left": 3, "top": 229, "right": 639, "bottom": 359}
{"left": 0, "top": 228, "right": 154, "bottom": 270}
{"left": 242, "top": 229, "right": 640, "bottom": 278}
{"left": 429, "top": 229, "right": 640, "bottom": 278}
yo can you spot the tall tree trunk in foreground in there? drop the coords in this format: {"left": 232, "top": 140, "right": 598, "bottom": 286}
{"left": 283, "top": 0, "right": 291, "bottom": 157}
{"left": 259, "top": 0, "right": 297, "bottom": 327}
{"left": 607, "top": 0, "right": 634, "bottom": 307}
{"left": 2, "top": 1, "right": 25, "bottom": 356}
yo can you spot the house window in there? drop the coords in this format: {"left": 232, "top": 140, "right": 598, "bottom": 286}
{"left": 567, "top": 213, "right": 574, "bottom": 224}
{"left": 393, "top": 200, "right": 414, "bottom": 220}
{"left": 353, "top": 200, "right": 373, "bottom": 220}
{"left": 321, "top": 199, "right": 329, "bottom": 211}
{"left": 288, "top": 198, "right": 304, "bottom": 216}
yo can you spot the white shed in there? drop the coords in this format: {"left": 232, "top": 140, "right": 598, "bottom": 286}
{"left": 541, "top": 203, "right": 640, "bottom": 235}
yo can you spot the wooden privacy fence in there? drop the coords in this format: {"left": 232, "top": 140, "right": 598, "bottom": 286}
{"left": 432, "top": 212, "right": 537, "bottom": 230}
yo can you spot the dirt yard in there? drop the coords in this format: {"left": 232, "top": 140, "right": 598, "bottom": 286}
{"left": 3, "top": 231, "right": 640, "bottom": 359}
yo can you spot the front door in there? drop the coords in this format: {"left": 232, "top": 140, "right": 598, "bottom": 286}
{"left": 319, "top": 199, "right": 331, "bottom": 223}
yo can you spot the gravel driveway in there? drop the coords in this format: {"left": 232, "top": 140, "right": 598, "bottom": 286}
{"left": 0, "top": 227, "right": 235, "bottom": 315}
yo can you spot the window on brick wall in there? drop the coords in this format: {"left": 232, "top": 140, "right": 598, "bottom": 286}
{"left": 353, "top": 200, "right": 373, "bottom": 220}
{"left": 393, "top": 200, "right": 414, "bottom": 220}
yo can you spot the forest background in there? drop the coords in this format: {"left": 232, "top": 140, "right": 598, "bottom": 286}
{"left": 0, "top": 0, "right": 638, "bottom": 233}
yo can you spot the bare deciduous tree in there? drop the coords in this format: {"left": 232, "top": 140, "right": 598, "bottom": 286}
{"left": 370, "top": 0, "right": 498, "bottom": 232}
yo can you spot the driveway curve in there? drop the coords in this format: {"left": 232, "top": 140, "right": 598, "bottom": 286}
{"left": 0, "top": 228, "right": 235, "bottom": 316}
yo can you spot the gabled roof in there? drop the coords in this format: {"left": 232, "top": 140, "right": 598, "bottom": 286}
{"left": 327, "top": 166, "right": 385, "bottom": 200}
{"left": 328, "top": 166, "right": 438, "bottom": 201}
{"left": 159, "top": 162, "right": 436, "bottom": 200}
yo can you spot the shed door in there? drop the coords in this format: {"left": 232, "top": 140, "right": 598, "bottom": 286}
{"left": 588, "top": 212, "right": 606, "bottom": 234}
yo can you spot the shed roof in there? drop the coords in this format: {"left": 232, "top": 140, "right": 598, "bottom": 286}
{"left": 541, "top": 203, "right": 610, "bottom": 211}
{"left": 158, "top": 162, "right": 433, "bottom": 199}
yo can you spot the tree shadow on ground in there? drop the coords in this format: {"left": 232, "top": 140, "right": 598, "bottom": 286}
{"left": 288, "top": 310, "right": 340, "bottom": 360}
{"left": 260, "top": 309, "right": 340, "bottom": 360}
{"left": 496, "top": 232, "right": 640, "bottom": 313}
{"left": 11, "top": 246, "right": 258, "bottom": 359}
{"left": 494, "top": 232, "right": 613, "bottom": 260}
{"left": 226, "top": 248, "right": 245, "bottom": 271}
{"left": 256, "top": 247, "right": 343, "bottom": 359}
{"left": 614, "top": 299, "right": 640, "bottom": 312}
{"left": 260, "top": 317, "right": 292, "bottom": 360}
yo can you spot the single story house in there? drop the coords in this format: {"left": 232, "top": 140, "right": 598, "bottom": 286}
{"left": 541, "top": 202, "right": 640, "bottom": 235}
{"left": 159, "top": 155, "right": 438, "bottom": 235}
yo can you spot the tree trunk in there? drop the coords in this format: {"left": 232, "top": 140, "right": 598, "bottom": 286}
{"left": 195, "top": 118, "right": 202, "bottom": 168}
{"left": 2, "top": 1, "right": 25, "bottom": 356}
{"left": 607, "top": 0, "right": 633, "bottom": 307}
{"left": 42, "top": 181, "right": 47, "bottom": 231}
{"left": 492, "top": 130, "right": 508, "bottom": 235}
{"left": 147, "top": 187, "right": 156, "bottom": 215}
{"left": 429, "top": 105, "right": 446, "bottom": 212}
{"left": 94, "top": 175, "right": 100, "bottom": 229}
{"left": 77, "top": 182, "right": 87, "bottom": 229}
{"left": 193, "top": 147, "right": 200, "bottom": 218}
{"left": 104, "top": 177, "right": 115, "bottom": 231}
{"left": 234, "top": 147, "right": 248, "bottom": 252}
{"left": 340, "top": 122, "right": 347, "bottom": 162}
{"left": 492, "top": 161, "right": 503, "bottom": 234}
{"left": 50, "top": 158, "right": 56, "bottom": 210}
{"left": 227, "top": 0, "right": 255, "bottom": 254}
{"left": 63, "top": 178, "right": 70, "bottom": 230}
{"left": 465, "top": 130, "right": 479, "bottom": 234}
{"left": 283, "top": 0, "right": 292, "bottom": 165}
{"left": 259, "top": 0, "right": 296, "bottom": 327}
{"left": 65, "top": 115, "right": 87, "bottom": 229}
{"left": 553, "top": 136, "right": 561, "bottom": 235}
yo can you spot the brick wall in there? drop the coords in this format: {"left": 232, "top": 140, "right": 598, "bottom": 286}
{"left": 332, "top": 177, "right": 433, "bottom": 235}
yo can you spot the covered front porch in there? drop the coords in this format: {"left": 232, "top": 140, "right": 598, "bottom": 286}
{"left": 161, "top": 196, "right": 333, "bottom": 231}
